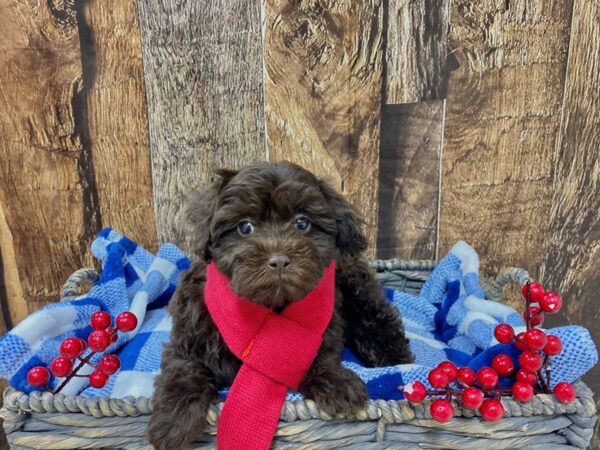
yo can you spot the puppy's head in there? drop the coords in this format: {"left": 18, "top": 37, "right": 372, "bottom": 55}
{"left": 187, "top": 161, "right": 367, "bottom": 309}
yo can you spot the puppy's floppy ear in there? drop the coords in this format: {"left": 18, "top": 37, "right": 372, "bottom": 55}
{"left": 318, "top": 178, "right": 368, "bottom": 256}
{"left": 186, "top": 168, "right": 238, "bottom": 261}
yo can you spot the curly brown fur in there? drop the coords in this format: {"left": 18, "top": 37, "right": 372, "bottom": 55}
{"left": 148, "top": 162, "right": 413, "bottom": 450}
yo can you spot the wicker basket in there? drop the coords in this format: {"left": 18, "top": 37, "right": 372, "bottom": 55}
{"left": 1, "top": 260, "right": 596, "bottom": 449}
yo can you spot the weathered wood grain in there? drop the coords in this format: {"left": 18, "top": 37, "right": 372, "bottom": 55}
{"left": 0, "top": 202, "right": 26, "bottom": 329}
{"left": 0, "top": 0, "right": 97, "bottom": 307}
{"left": 377, "top": 102, "right": 443, "bottom": 260}
{"left": 384, "top": 0, "right": 451, "bottom": 103}
{"left": 82, "top": 0, "right": 158, "bottom": 251}
{"left": 439, "top": 0, "right": 574, "bottom": 277}
{"left": 539, "top": 0, "right": 600, "bottom": 446}
{"left": 0, "top": 257, "right": 8, "bottom": 335}
{"left": 263, "top": 0, "right": 384, "bottom": 256}
{"left": 137, "top": 0, "right": 266, "bottom": 253}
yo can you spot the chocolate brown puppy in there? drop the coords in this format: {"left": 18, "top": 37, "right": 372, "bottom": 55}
{"left": 148, "top": 162, "right": 413, "bottom": 450}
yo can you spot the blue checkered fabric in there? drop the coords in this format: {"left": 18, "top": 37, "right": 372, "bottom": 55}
{"left": 0, "top": 228, "right": 190, "bottom": 396}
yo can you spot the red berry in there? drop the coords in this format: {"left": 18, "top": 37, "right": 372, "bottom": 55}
{"left": 554, "top": 382, "right": 576, "bottom": 403}
{"left": 99, "top": 354, "right": 121, "bottom": 375}
{"left": 477, "top": 367, "right": 499, "bottom": 389}
{"left": 524, "top": 307, "right": 545, "bottom": 326}
{"left": 522, "top": 282, "right": 545, "bottom": 302}
{"left": 461, "top": 387, "right": 484, "bottom": 409}
{"left": 428, "top": 368, "right": 449, "bottom": 389}
{"left": 90, "top": 311, "right": 112, "bottom": 330}
{"left": 403, "top": 381, "right": 427, "bottom": 404}
{"left": 50, "top": 356, "right": 73, "bottom": 377}
{"left": 89, "top": 370, "right": 109, "bottom": 388}
{"left": 512, "top": 381, "right": 534, "bottom": 402}
{"left": 116, "top": 311, "right": 138, "bottom": 332}
{"left": 88, "top": 330, "right": 111, "bottom": 352}
{"left": 437, "top": 361, "right": 458, "bottom": 381}
{"left": 516, "top": 369, "right": 538, "bottom": 385}
{"left": 539, "top": 292, "right": 563, "bottom": 314}
{"left": 492, "top": 354, "right": 515, "bottom": 376}
{"left": 480, "top": 399, "right": 504, "bottom": 421}
{"left": 515, "top": 332, "right": 529, "bottom": 351}
{"left": 457, "top": 367, "right": 476, "bottom": 386}
{"left": 524, "top": 329, "right": 548, "bottom": 351}
{"left": 27, "top": 366, "right": 50, "bottom": 387}
{"left": 430, "top": 399, "right": 454, "bottom": 422}
{"left": 60, "top": 337, "right": 86, "bottom": 359}
{"left": 105, "top": 327, "right": 118, "bottom": 343}
{"left": 494, "top": 324, "right": 515, "bottom": 344}
{"left": 544, "top": 335, "right": 563, "bottom": 356}
{"left": 519, "top": 351, "right": 543, "bottom": 372}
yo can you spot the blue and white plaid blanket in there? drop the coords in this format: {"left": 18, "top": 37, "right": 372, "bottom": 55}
{"left": 0, "top": 228, "right": 597, "bottom": 400}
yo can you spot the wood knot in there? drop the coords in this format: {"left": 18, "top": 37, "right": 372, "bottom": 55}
{"left": 47, "top": 0, "right": 77, "bottom": 31}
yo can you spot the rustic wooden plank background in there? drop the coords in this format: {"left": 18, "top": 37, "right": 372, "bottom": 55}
{"left": 263, "top": 0, "right": 384, "bottom": 256}
{"left": 137, "top": 0, "right": 266, "bottom": 253}
{"left": 377, "top": 102, "right": 443, "bottom": 260}
{"left": 0, "top": 0, "right": 598, "bottom": 446}
{"left": 83, "top": 0, "right": 158, "bottom": 253}
{"left": 541, "top": 0, "right": 600, "bottom": 445}
{"left": 0, "top": 0, "right": 97, "bottom": 316}
{"left": 384, "top": 0, "right": 450, "bottom": 103}
{"left": 439, "top": 0, "right": 573, "bottom": 275}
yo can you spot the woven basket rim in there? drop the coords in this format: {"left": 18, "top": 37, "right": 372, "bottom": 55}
{"left": 2, "top": 380, "right": 596, "bottom": 425}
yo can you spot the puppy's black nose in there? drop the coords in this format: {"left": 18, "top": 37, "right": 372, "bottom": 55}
{"left": 267, "top": 255, "right": 290, "bottom": 271}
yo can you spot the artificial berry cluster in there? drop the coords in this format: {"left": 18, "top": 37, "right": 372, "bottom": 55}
{"left": 26, "top": 311, "right": 138, "bottom": 393}
{"left": 400, "top": 281, "right": 576, "bottom": 423}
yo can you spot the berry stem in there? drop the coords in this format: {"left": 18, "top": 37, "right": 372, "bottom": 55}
{"left": 540, "top": 354, "right": 551, "bottom": 394}
{"left": 455, "top": 379, "right": 470, "bottom": 389}
{"left": 525, "top": 281, "right": 532, "bottom": 330}
{"left": 537, "top": 358, "right": 550, "bottom": 394}
{"left": 76, "top": 356, "right": 98, "bottom": 369}
{"left": 54, "top": 350, "right": 97, "bottom": 394}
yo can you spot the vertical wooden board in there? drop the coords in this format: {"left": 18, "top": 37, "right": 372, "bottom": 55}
{"left": 377, "top": 102, "right": 443, "bottom": 260}
{"left": 0, "top": 0, "right": 97, "bottom": 306}
{"left": 263, "top": 0, "right": 384, "bottom": 256}
{"left": 385, "top": 0, "right": 450, "bottom": 103}
{"left": 539, "top": 0, "right": 600, "bottom": 446}
{"left": 439, "top": 0, "right": 573, "bottom": 276}
{"left": 137, "top": 0, "right": 266, "bottom": 253}
{"left": 0, "top": 202, "right": 26, "bottom": 328}
{"left": 0, "top": 255, "right": 8, "bottom": 335}
{"left": 83, "top": 0, "right": 158, "bottom": 251}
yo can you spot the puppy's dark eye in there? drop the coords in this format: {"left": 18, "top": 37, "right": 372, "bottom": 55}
{"left": 237, "top": 220, "right": 255, "bottom": 236}
{"left": 294, "top": 216, "right": 311, "bottom": 233}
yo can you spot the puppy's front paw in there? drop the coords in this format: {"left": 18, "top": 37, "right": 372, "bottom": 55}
{"left": 147, "top": 407, "right": 207, "bottom": 450}
{"left": 378, "top": 344, "right": 414, "bottom": 366}
{"left": 300, "top": 367, "right": 368, "bottom": 416}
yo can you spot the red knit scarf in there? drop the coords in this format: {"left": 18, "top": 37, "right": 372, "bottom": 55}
{"left": 205, "top": 262, "right": 335, "bottom": 450}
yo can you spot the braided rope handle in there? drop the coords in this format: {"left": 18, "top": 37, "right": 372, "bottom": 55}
{"left": 482, "top": 267, "right": 531, "bottom": 302}
{"left": 60, "top": 268, "right": 99, "bottom": 300}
